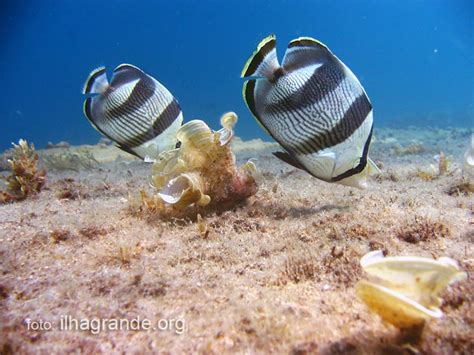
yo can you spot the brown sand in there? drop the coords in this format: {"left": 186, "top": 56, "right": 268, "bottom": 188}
{"left": 0, "top": 127, "right": 472, "bottom": 353}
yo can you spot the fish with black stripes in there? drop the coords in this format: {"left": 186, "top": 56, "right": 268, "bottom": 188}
{"left": 82, "top": 64, "right": 183, "bottom": 159}
{"left": 241, "top": 35, "right": 379, "bottom": 188}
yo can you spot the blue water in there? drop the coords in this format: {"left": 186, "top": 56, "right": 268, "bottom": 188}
{"left": 1, "top": 0, "right": 472, "bottom": 152}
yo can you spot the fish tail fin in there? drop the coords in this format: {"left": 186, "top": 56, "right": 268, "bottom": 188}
{"left": 82, "top": 66, "right": 108, "bottom": 94}
{"left": 241, "top": 34, "right": 280, "bottom": 79}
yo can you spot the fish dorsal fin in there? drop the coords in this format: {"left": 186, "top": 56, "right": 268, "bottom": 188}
{"left": 241, "top": 34, "right": 280, "bottom": 79}
{"left": 82, "top": 66, "right": 108, "bottom": 94}
{"left": 273, "top": 151, "right": 306, "bottom": 170}
{"left": 282, "top": 37, "right": 333, "bottom": 72}
{"left": 111, "top": 63, "right": 146, "bottom": 87}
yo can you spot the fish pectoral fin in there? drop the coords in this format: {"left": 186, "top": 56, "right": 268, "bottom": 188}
{"left": 308, "top": 152, "right": 338, "bottom": 181}
{"left": 273, "top": 151, "right": 306, "bottom": 170}
{"left": 367, "top": 157, "right": 381, "bottom": 174}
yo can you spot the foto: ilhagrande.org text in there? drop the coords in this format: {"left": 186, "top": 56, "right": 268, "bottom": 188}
{"left": 24, "top": 316, "right": 186, "bottom": 335}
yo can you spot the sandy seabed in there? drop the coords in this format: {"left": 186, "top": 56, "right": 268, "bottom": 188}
{"left": 0, "top": 127, "right": 473, "bottom": 354}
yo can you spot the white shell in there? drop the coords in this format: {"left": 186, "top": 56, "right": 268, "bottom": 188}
{"left": 357, "top": 250, "right": 467, "bottom": 328}
{"left": 217, "top": 128, "right": 234, "bottom": 146}
{"left": 356, "top": 281, "right": 442, "bottom": 328}
{"left": 177, "top": 120, "right": 213, "bottom": 148}
{"left": 158, "top": 172, "right": 209, "bottom": 206}
{"left": 361, "top": 250, "right": 466, "bottom": 299}
{"left": 158, "top": 174, "right": 194, "bottom": 204}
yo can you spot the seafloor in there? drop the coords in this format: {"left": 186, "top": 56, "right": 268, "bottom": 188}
{"left": 0, "top": 127, "right": 472, "bottom": 353}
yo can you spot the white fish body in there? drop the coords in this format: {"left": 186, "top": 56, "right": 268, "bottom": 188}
{"left": 82, "top": 64, "right": 183, "bottom": 159}
{"left": 241, "top": 35, "right": 379, "bottom": 188}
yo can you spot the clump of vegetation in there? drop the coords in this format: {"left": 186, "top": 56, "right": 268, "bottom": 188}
{"left": 374, "top": 170, "right": 400, "bottom": 183}
{"left": 446, "top": 180, "right": 474, "bottom": 196}
{"left": 55, "top": 178, "right": 88, "bottom": 200}
{"left": 281, "top": 253, "right": 318, "bottom": 284}
{"left": 41, "top": 149, "right": 99, "bottom": 171}
{"left": 393, "top": 143, "right": 425, "bottom": 156}
{"left": 50, "top": 228, "right": 71, "bottom": 243}
{"left": 412, "top": 151, "right": 451, "bottom": 182}
{"left": 110, "top": 242, "right": 142, "bottom": 266}
{"left": 196, "top": 214, "right": 209, "bottom": 238}
{"left": 79, "top": 225, "right": 109, "bottom": 239}
{"left": 279, "top": 246, "right": 361, "bottom": 286}
{"left": 0, "top": 139, "right": 46, "bottom": 203}
{"left": 437, "top": 151, "right": 449, "bottom": 175}
{"left": 130, "top": 113, "right": 257, "bottom": 220}
{"left": 414, "top": 170, "right": 436, "bottom": 181}
{"left": 396, "top": 217, "right": 450, "bottom": 244}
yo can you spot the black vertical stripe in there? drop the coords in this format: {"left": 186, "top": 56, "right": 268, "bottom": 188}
{"left": 266, "top": 61, "right": 344, "bottom": 114}
{"left": 151, "top": 98, "right": 181, "bottom": 137}
{"left": 107, "top": 75, "right": 156, "bottom": 117}
{"left": 290, "top": 94, "right": 372, "bottom": 154}
{"left": 119, "top": 99, "right": 182, "bottom": 148}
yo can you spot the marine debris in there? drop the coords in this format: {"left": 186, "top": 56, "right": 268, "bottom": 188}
{"left": 0, "top": 139, "right": 46, "bottom": 203}
{"left": 132, "top": 112, "right": 258, "bottom": 218}
{"left": 356, "top": 250, "right": 467, "bottom": 329}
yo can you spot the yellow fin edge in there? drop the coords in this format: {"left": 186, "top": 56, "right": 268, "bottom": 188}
{"left": 241, "top": 34, "right": 276, "bottom": 78}
{"left": 241, "top": 81, "right": 272, "bottom": 136}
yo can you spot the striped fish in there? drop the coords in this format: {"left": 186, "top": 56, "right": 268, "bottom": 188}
{"left": 241, "top": 35, "right": 379, "bottom": 188}
{"left": 82, "top": 64, "right": 183, "bottom": 159}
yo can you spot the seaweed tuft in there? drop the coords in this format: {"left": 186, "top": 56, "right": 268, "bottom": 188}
{"left": 396, "top": 217, "right": 451, "bottom": 244}
{"left": 0, "top": 139, "right": 46, "bottom": 203}
{"left": 130, "top": 113, "right": 258, "bottom": 220}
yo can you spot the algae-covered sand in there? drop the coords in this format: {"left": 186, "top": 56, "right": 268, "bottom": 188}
{"left": 0, "top": 127, "right": 473, "bottom": 353}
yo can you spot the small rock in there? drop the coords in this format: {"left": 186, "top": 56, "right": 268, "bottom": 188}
{"left": 46, "top": 141, "right": 70, "bottom": 149}
{"left": 98, "top": 137, "right": 112, "bottom": 147}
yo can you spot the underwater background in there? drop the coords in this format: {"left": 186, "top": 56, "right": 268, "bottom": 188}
{"left": 0, "top": 0, "right": 472, "bottom": 152}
